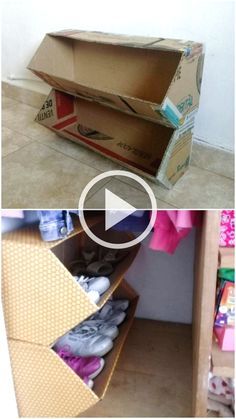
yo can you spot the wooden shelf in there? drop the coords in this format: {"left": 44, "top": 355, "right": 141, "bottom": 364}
{"left": 218, "top": 247, "right": 235, "bottom": 268}
{"left": 211, "top": 338, "right": 234, "bottom": 378}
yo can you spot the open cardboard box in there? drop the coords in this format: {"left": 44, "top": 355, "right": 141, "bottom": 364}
{"left": 28, "top": 29, "right": 204, "bottom": 128}
{"left": 7, "top": 279, "right": 138, "bottom": 417}
{"left": 2, "top": 215, "right": 140, "bottom": 346}
{"left": 36, "top": 89, "right": 195, "bottom": 188}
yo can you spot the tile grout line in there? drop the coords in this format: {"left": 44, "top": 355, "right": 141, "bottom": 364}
{"left": 2, "top": 139, "right": 37, "bottom": 159}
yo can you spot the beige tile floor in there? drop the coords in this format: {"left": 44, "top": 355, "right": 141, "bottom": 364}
{"left": 2, "top": 94, "right": 234, "bottom": 209}
{"left": 80, "top": 319, "right": 192, "bottom": 417}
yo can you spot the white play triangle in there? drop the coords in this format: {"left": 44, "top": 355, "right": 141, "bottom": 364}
{"left": 105, "top": 189, "right": 137, "bottom": 231}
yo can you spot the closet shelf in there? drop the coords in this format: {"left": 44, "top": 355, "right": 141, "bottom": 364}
{"left": 218, "top": 247, "right": 235, "bottom": 269}
{"left": 211, "top": 339, "right": 234, "bottom": 378}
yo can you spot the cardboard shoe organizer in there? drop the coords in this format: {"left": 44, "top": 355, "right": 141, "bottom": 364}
{"left": 2, "top": 215, "right": 140, "bottom": 417}
{"left": 28, "top": 29, "right": 204, "bottom": 188}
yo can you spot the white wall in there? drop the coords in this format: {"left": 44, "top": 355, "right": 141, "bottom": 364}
{"left": 2, "top": 0, "right": 234, "bottom": 150}
{"left": 126, "top": 230, "right": 195, "bottom": 324}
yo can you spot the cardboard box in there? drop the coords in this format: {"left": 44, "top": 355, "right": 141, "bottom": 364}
{"left": 2, "top": 215, "right": 140, "bottom": 416}
{"left": 36, "top": 89, "right": 195, "bottom": 188}
{"left": 7, "top": 280, "right": 138, "bottom": 417}
{"left": 28, "top": 29, "right": 204, "bottom": 128}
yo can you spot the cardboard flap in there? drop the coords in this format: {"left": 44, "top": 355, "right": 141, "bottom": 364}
{"left": 8, "top": 339, "right": 98, "bottom": 417}
{"left": 49, "top": 29, "right": 203, "bottom": 54}
{"left": 2, "top": 236, "right": 98, "bottom": 346}
{"left": 160, "top": 53, "right": 205, "bottom": 127}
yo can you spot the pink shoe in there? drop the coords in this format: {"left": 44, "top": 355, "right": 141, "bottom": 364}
{"left": 56, "top": 346, "right": 105, "bottom": 382}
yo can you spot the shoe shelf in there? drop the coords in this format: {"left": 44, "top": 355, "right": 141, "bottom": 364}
{"left": 211, "top": 338, "right": 234, "bottom": 379}
{"left": 2, "top": 215, "right": 140, "bottom": 417}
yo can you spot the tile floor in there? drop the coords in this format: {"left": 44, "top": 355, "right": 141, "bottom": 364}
{"left": 80, "top": 319, "right": 193, "bottom": 417}
{"left": 2, "top": 94, "right": 234, "bottom": 209}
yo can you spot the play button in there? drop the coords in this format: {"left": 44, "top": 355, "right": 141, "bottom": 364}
{"left": 105, "top": 189, "right": 136, "bottom": 231}
{"left": 78, "top": 170, "right": 157, "bottom": 249}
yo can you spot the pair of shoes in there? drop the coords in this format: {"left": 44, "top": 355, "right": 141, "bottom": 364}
{"left": 56, "top": 346, "right": 105, "bottom": 389}
{"left": 92, "top": 299, "right": 130, "bottom": 326}
{"left": 54, "top": 323, "right": 114, "bottom": 357}
{"left": 53, "top": 299, "right": 130, "bottom": 357}
{"left": 70, "top": 246, "right": 129, "bottom": 278}
{"left": 74, "top": 275, "right": 110, "bottom": 304}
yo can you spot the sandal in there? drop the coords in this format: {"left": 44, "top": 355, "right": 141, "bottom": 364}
{"left": 69, "top": 245, "right": 98, "bottom": 276}
{"left": 86, "top": 261, "right": 114, "bottom": 277}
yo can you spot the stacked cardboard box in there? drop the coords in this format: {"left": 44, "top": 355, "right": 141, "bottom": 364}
{"left": 2, "top": 216, "right": 140, "bottom": 416}
{"left": 28, "top": 30, "right": 204, "bottom": 188}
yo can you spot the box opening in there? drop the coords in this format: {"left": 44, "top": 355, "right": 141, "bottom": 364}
{"left": 33, "top": 35, "right": 182, "bottom": 104}
{"left": 61, "top": 96, "right": 174, "bottom": 177}
{"left": 51, "top": 224, "right": 140, "bottom": 311}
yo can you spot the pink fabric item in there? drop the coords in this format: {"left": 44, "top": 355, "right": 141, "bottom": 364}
{"left": 1, "top": 210, "right": 24, "bottom": 218}
{"left": 220, "top": 210, "right": 235, "bottom": 247}
{"left": 214, "top": 326, "right": 235, "bottom": 351}
{"left": 149, "top": 211, "right": 201, "bottom": 254}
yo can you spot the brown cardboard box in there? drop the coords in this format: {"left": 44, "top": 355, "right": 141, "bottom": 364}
{"left": 28, "top": 29, "right": 204, "bottom": 128}
{"left": 2, "top": 215, "right": 140, "bottom": 416}
{"left": 36, "top": 89, "right": 195, "bottom": 188}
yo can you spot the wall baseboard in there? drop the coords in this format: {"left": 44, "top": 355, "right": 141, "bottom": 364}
{"left": 2, "top": 80, "right": 234, "bottom": 180}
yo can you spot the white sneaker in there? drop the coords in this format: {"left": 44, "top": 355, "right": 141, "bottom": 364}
{"left": 106, "top": 299, "right": 130, "bottom": 311}
{"left": 54, "top": 324, "right": 113, "bottom": 357}
{"left": 74, "top": 275, "right": 110, "bottom": 297}
{"left": 94, "top": 299, "right": 129, "bottom": 325}
{"left": 80, "top": 319, "right": 119, "bottom": 340}
{"left": 87, "top": 290, "right": 100, "bottom": 304}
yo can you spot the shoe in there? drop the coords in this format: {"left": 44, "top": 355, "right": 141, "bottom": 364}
{"left": 106, "top": 299, "right": 130, "bottom": 311}
{"left": 74, "top": 275, "right": 110, "bottom": 296}
{"left": 54, "top": 324, "right": 113, "bottom": 357}
{"left": 93, "top": 299, "right": 129, "bottom": 325}
{"left": 79, "top": 319, "right": 119, "bottom": 340}
{"left": 87, "top": 290, "right": 100, "bottom": 304}
{"left": 56, "top": 346, "right": 105, "bottom": 382}
{"left": 84, "top": 376, "right": 94, "bottom": 389}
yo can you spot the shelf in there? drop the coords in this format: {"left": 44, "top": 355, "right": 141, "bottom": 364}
{"left": 211, "top": 338, "right": 234, "bottom": 378}
{"left": 92, "top": 279, "right": 139, "bottom": 398}
{"left": 218, "top": 247, "right": 235, "bottom": 269}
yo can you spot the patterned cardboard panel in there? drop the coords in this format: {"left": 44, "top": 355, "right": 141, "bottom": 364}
{"left": 2, "top": 222, "right": 140, "bottom": 346}
{"left": 8, "top": 339, "right": 98, "bottom": 417}
{"left": 2, "top": 239, "right": 97, "bottom": 346}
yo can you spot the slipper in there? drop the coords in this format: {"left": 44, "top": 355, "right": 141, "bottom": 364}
{"left": 69, "top": 260, "right": 87, "bottom": 276}
{"left": 81, "top": 245, "right": 98, "bottom": 265}
{"left": 86, "top": 261, "right": 114, "bottom": 277}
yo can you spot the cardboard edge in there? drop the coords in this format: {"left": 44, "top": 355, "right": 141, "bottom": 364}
{"left": 156, "top": 129, "right": 192, "bottom": 189}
